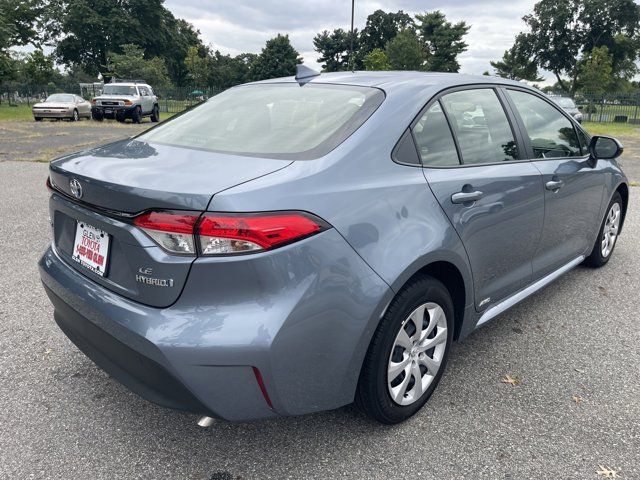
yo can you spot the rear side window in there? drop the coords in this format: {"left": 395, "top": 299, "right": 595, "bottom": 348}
{"left": 440, "top": 89, "right": 519, "bottom": 164}
{"left": 140, "top": 84, "right": 384, "bottom": 160}
{"left": 412, "top": 102, "right": 459, "bottom": 166}
{"left": 507, "top": 90, "right": 581, "bottom": 158}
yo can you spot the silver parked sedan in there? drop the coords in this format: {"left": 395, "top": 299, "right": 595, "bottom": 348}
{"left": 32, "top": 94, "right": 92, "bottom": 122}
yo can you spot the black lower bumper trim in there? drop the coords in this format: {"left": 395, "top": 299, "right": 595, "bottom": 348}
{"left": 43, "top": 283, "right": 213, "bottom": 416}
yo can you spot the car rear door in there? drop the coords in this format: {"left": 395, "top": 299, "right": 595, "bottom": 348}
{"left": 139, "top": 86, "right": 153, "bottom": 114}
{"left": 418, "top": 86, "right": 544, "bottom": 310}
{"left": 503, "top": 88, "right": 605, "bottom": 279}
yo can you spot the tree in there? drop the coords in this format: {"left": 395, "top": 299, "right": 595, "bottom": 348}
{"left": 48, "top": 0, "right": 202, "bottom": 84}
{"left": 415, "top": 11, "right": 470, "bottom": 72}
{"left": 184, "top": 46, "right": 209, "bottom": 86}
{"left": 504, "top": 0, "right": 640, "bottom": 93}
{"left": 249, "top": 34, "right": 301, "bottom": 81}
{"left": 363, "top": 48, "right": 390, "bottom": 70}
{"left": 385, "top": 30, "right": 424, "bottom": 70}
{"left": 578, "top": 45, "right": 614, "bottom": 93}
{"left": 490, "top": 34, "right": 544, "bottom": 81}
{"left": 0, "top": 0, "right": 45, "bottom": 48}
{"left": 360, "top": 10, "right": 414, "bottom": 54}
{"left": 107, "top": 44, "right": 170, "bottom": 87}
{"left": 313, "top": 28, "right": 359, "bottom": 72}
{"left": 23, "top": 49, "right": 56, "bottom": 85}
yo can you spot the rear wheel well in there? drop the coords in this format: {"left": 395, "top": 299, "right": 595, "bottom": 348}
{"left": 616, "top": 183, "right": 629, "bottom": 231}
{"left": 407, "top": 262, "right": 466, "bottom": 341}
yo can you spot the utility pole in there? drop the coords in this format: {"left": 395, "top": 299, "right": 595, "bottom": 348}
{"left": 350, "top": 0, "right": 355, "bottom": 72}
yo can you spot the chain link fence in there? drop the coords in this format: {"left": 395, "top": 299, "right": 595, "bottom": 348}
{"left": 4, "top": 82, "right": 640, "bottom": 124}
{"left": 571, "top": 92, "right": 640, "bottom": 124}
{"left": 0, "top": 83, "right": 218, "bottom": 114}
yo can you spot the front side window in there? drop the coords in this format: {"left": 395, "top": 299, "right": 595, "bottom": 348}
{"left": 139, "top": 84, "right": 384, "bottom": 160}
{"left": 440, "top": 89, "right": 519, "bottom": 165}
{"left": 412, "top": 102, "right": 459, "bottom": 166}
{"left": 507, "top": 90, "right": 581, "bottom": 159}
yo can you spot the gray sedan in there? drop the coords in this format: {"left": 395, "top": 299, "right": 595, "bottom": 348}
{"left": 39, "top": 70, "right": 628, "bottom": 425}
{"left": 32, "top": 94, "right": 91, "bottom": 121}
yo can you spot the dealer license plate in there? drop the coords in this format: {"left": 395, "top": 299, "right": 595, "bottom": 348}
{"left": 72, "top": 221, "right": 110, "bottom": 276}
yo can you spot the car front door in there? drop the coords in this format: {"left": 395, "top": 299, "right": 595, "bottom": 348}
{"left": 418, "top": 87, "right": 545, "bottom": 310}
{"left": 504, "top": 88, "right": 605, "bottom": 279}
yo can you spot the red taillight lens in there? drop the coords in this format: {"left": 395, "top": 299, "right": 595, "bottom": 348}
{"left": 133, "top": 211, "right": 200, "bottom": 255}
{"left": 197, "top": 212, "right": 325, "bottom": 255}
{"left": 46, "top": 176, "right": 53, "bottom": 190}
{"left": 133, "top": 211, "right": 327, "bottom": 256}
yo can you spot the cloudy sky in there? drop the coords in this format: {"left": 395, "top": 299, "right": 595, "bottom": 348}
{"left": 164, "top": 0, "right": 541, "bottom": 78}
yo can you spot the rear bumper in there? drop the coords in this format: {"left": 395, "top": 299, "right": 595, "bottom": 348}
{"left": 39, "top": 228, "right": 392, "bottom": 421}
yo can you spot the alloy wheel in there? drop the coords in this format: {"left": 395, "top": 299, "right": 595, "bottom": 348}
{"left": 601, "top": 202, "right": 621, "bottom": 258}
{"left": 387, "top": 302, "right": 448, "bottom": 406}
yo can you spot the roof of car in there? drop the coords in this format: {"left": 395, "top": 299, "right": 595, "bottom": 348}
{"left": 256, "top": 71, "right": 525, "bottom": 90}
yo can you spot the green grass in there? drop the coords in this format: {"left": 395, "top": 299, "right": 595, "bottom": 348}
{"left": 0, "top": 102, "right": 176, "bottom": 123}
{"left": 0, "top": 103, "right": 35, "bottom": 121}
{"left": 582, "top": 121, "right": 640, "bottom": 137}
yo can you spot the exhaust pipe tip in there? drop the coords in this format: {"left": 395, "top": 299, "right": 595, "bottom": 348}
{"left": 197, "top": 415, "right": 215, "bottom": 428}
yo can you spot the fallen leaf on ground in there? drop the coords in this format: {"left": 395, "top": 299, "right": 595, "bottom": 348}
{"left": 572, "top": 395, "right": 583, "bottom": 404}
{"left": 501, "top": 374, "right": 520, "bottom": 386}
{"left": 596, "top": 465, "right": 619, "bottom": 478}
{"left": 574, "top": 367, "right": 585, "bottom": 373}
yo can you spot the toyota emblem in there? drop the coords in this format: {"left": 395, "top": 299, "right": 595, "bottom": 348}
{"left": 69, "top": 178, "right": 83, "bottom": 199}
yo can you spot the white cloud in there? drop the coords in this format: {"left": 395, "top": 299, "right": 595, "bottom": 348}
{"left": 165, "top": 0, "right": 546, "bottom": 79}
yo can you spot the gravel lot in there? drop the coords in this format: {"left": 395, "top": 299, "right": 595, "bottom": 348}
{"left": 0, "top": 124, "right": 638, "bottom": 479}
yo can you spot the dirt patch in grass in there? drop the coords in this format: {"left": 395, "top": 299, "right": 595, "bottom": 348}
{"left": 0, "top": 121, "right": 152, "bottom": 163}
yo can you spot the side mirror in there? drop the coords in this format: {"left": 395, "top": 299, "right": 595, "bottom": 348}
{"left": 588, "top": 135, "right": 623, "bottom": 166}
{"left": 577, "top": 105, "right": 584, "bottom": 111}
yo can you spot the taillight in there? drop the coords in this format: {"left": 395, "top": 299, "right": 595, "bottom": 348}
{"left": 46, "top": 176, "right": 53, "bottom": 190}
{"left": 197, "top": 212, "right": 325, "bottom": 255}
{"left": 133, "top": 211, "right": 200, "bottom": 255}
{"left": 91, "top": 99, "right": 96, "bottom": 104}
{"left": 132, "top": 210, "right": 327, "bottom": 256}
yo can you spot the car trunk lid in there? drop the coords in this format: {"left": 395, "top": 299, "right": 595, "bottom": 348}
{"left": 48, "top": 138, "right": 292, "bottom": 307}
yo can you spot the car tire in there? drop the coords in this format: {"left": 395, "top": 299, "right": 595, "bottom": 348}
{"left": 34, "top": 117, "right": 42, "bottom": 122}
{"left": 150, "top": 104, "right": 160, "bottom": 122}
{"left": 356, "top": 275, "right": 454, "bottom": 424}
{"left": 116, "top": 111, "right": 126, "bottom": 123}
{"left": 131, "top": 106, "right": 142, "bottom": 124}
{"left": 92, "top": 111, "right": 103, "bottom": 122}
{"left": 71, "top": 109, "right": 79, "bottom": 122}
{"left": 584, "top": 192, "right": 623, "bottom": 268}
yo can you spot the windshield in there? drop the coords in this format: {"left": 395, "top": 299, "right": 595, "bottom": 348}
{"left": 553, "top": 97, "right": 576, "bottom": 108}
{"left": 103, "top": 85, "right": 138, "bottom": 96}
{"left": 139, "top": 84, "right": 384, "bottom": 160}
{"left": 46, "top": 94, "right": 74, "bottom": 103}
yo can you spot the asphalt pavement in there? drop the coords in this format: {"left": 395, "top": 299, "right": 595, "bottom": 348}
{"left": 0, "top": 159, "right": 638, "bottom": 479}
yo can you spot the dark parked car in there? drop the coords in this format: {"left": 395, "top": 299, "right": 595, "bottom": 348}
{"left": 40, "top": 71, "right": 628, "bottom": 424}
{"left": 550, "top": 95, "right": 583, "bottom": 123}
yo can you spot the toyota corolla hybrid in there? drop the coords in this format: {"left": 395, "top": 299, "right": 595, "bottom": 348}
{"left": 39, "top": 69, "right": 628, "bottom": 424}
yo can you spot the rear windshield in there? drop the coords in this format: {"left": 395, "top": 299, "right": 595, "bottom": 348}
{"left": 139, "top": 83, "right": 385, "bottom": 159}
{"left": 103, "top": 85, "right": 137, "bottom": 96}
{"left": 553, "top": 97, "right": 576, "bottom": 108}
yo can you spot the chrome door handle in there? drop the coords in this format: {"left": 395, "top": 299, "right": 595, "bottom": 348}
{"left": 545, "top": 180, "right": 564, "bottom": 191}
{"left": 451, "top": 190, "right": 483, "bottom": 204}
